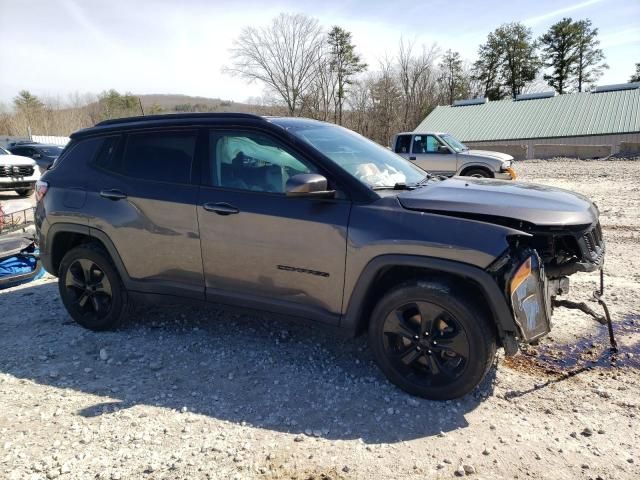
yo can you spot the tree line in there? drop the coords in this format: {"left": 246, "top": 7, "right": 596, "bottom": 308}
{"left": 1, "top": 13, "right": 637, "bottom": 146}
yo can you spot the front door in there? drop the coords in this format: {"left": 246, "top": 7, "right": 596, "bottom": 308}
{"left": 410, "top": 134, "right": 456, "bottom": 174}
{"left": 197, "top": 128, "right": 351, "bottom": 324}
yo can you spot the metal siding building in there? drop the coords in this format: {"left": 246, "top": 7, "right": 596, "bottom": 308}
{"left": 415, "top": 86, "right": 640, "bottom": 159}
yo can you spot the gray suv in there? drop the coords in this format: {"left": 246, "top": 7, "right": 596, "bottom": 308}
{"left": 36, "top": 113, "right": 605, "bottom": 400}
{"left": 392, "top": 132, "right": 516, "bottom": 179}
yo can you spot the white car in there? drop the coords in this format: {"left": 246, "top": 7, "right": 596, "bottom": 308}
{"left": 0, "top": 146, "right": 41, "bottom": 197}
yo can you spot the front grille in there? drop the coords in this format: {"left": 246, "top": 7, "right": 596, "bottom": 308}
{"left": 0, "top": 165, "right": 35, "bottom": 177}
{"left": 580, "top": 222, "right": 604, "bottom": 263}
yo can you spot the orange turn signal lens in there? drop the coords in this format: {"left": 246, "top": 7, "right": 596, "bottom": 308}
{"left": 510, "top": 257, "right": 532, "bottom": 295}
{"left": 506, "top": 167, "right": 517, "bottom": 180}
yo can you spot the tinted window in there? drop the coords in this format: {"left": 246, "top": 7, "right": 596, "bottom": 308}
{"left": 412, "top": 135, "right": 444, "bottom": 154}
{"left": 121, "top": 131, "right": 196, "bottom": 184}
{"left": 209, "top": 131, "right": 315, "bottom": 193}
{"left": 92, "top": 136, "right": 122, "bottom": 171}
{"left": 54, "top": 137, "right": 103, "bottom": 169}
{"left": 395, "top": 135, "right": 411, "bottom": 154}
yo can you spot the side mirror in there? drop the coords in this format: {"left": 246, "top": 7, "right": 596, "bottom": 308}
{"left": 437, "top": 145, "right": 451, "bottom": 154}
{"left": 286, "top": 174, "right": 335, "bottom": 198}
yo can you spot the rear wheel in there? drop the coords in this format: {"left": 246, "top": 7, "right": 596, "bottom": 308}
{"left": 464, "top": 168, "right": 492, "bottom": 178}
{"left": 15, "top": 188, "right": 34, "bottom": 197}
{"left": 58, "top": 244, "right": 128, "bottom": 330}
{"left": 368, "top": 281, "right": 496, "bottom": 400}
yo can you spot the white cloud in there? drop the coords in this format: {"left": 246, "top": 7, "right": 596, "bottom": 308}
{"left": 523, "top": 0, "right": 606, "bottom": 26}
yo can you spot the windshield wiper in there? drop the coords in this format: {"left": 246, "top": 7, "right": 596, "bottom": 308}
{"left": 372, "top": 182, "right": 413, "bottom": 191}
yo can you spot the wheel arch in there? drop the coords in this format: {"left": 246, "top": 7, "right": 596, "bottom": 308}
{"left": 458, "top": 163, "right": 495, "bottom": 177}
{"left": 341, "top": 255, "right": 518, "bottom": 354}
{"left": 45, "top": 223, "right": 130, "bottom": 283}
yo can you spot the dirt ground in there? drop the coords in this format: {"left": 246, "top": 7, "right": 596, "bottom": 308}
{"left": 0, "top": 159, "right": 638, "bottom": 480}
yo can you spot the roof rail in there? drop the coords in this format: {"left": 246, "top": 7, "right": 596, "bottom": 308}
{"left": 515, "top": 91, "right": 556, "bottom": 101}
{"left": 95, "top": 112, "right": 264, "bottom": 127}
{"left": 452, "top": 97, "right": 488, "bottom": 107}
{"left": 592, "top": 82, "right": 640, "bottom": 93}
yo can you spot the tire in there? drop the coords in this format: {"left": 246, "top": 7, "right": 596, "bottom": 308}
{"left": 58, "top": 244, "right": 128, "bottom": 331}
{"left": 464, "top": 168, "right": 492, "bottom": 178}
{"left": 15, "top": 188, "right": 35, "bottom": 197}
{"left": 368, "top": 280, "right": 497, "bottom": 400}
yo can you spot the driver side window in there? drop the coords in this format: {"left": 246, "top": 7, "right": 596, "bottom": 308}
{"left": 413, "top": 135, "right": 444, "bottom": 154}
{"left": 209, "top": 131, "right": 316, "bottom": 194}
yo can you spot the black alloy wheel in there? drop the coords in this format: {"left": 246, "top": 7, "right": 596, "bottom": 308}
{"left": 382, "top": 301, "right": 469, "bottom": 387}
{"left": 369, "top": 281, "right": 497, "bottom": 400}
{"left": 58, "top": 245, "right": 128, "bottom": 330}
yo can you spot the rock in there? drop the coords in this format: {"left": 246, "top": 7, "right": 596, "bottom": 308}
{"left": 581, "top": 427, "right": 593, "bottom": 437}
{"left": 443, "top": 458, "right": 452, "bottom": 464}
{"left": 482, "top": 448, "right": 490, "bottom": 456}
{"left": 438, "top": 431, "right": 446, "bottom": 438}
{"left": 294, "top": 435, "right": 304, "bottom": 442}
{"left": 99, "top": 348, "right": 109, "bottom": 361}
{"left": 436, "top": 463, "right": 445, "bottom": 470}
{"left": 386, "top": 407, "right": 394, "bottom": 415}
{"left": 342, "top": 465, "right": 350, "bottom": 473}
{"left": 463, "top": 464, "right": 476, "bottom": 474}
{"left": 454, "top": 465, "right": 466, "bottom": 476}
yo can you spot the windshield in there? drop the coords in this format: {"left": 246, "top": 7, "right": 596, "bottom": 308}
{"left": 281, "top": 122, "right": 426, "bottom": 188}
{"left": 440, "top": 134, "right": 468, "bottom": 153}
{"left": 39, "top": 146, "right": 64, "bottom": 156}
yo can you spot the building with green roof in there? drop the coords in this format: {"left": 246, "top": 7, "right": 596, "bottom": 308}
{"left": 415, "top": 83, "right": 640, "bottom": 159}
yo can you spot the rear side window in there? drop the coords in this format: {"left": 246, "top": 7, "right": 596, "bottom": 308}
{"left": 52, "top": 137, "right": 103, "bottom": 169}
{"left": 394, "top": 135, "right": 411, "bottom": 154}
{"left": 120, "top": 131, "right": 197, "bottom": 184}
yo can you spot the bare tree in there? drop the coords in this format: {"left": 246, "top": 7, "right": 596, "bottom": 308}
{"left": 397, "top": 39, "right": 439, "bottom": 131}
{"left": 225, "top": 13, "right": 324, "bottom": 116}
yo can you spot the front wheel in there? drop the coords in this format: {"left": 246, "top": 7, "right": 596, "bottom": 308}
{"left": 464, "top": 168, "right": 492, "bottom": 178}
{"left": 58, "top": 244, "right": 129, "bottom": 331}
{"left": 368, "top": 281, "right": 497, "bottom": 400}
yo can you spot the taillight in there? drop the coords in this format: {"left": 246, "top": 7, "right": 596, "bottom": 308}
{"left": 35, "top": 180, "right": 48, "bottom": 202}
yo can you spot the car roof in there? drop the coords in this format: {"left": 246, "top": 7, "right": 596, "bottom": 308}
{"left": 396, "top": 131, "right": 448, "bottom": 136}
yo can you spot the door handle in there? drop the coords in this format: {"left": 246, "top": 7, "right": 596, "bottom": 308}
{"left": 100, "top": 189, "right": 127, "bottom": 200}
{"left": 409, "top": 156, "right": 416, "bottom": 160}
{"left": 203, "top": 202, "right": 239, "bottom": 215}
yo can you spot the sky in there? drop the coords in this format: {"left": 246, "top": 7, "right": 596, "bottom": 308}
{"left": 0, "top": 0, "right": 638, "bottom": 106}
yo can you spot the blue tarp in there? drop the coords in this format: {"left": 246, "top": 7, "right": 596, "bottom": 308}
{"left": 0, "top": 244, "right": 44, "bottom": 289}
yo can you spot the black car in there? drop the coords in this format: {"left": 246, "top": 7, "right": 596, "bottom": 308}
{"left": 9, "top": 143, "right": 65, "bottom": 172}
{"left": 35, "top": 113, "right": 606, "bottom": 400}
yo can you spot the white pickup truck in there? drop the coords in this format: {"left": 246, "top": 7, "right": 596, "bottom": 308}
{"left": 391, "top": 131, "right": 516, "bottom": 179}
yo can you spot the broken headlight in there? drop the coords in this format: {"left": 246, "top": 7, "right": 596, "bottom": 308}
{"left": 510, "top": 253, "right": 551, "bottom": 342}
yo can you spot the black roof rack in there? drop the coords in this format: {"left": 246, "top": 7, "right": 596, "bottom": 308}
{"left": 95, "top": 112, "right": 264, "bottom": 127}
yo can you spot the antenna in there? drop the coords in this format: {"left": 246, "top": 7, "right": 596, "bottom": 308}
{"left": 138, "top": 97, "right": 145, "bottom": 116}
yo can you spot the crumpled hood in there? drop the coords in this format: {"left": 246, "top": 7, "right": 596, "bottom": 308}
{"left": 462, "top": 149, "right": 513, "bottom": 162}
{"left": 397, "top": 177, "right": 598, "bottom": 227}
{"left": 0, "top": 154, "right": 37, "bottom": 167}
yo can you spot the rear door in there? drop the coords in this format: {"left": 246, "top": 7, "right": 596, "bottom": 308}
{"left": 87, "top": 128, "right": 204, "bottom": 299}
{"left": 410, "top": 134, "right": 457, "bottom": 174}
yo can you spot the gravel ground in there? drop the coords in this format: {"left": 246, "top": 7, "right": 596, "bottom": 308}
{"left": 0, "top": 159, "right": 639, "bottom": 480}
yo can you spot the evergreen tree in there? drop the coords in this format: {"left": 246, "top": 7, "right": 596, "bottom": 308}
{"left": 327, "top": 26, "right": 367, "bottom": 125}
{"left": 495, "top": 23, "right": 541, "bottom": 98}
{"left": 539, "top": 18, "right": 580, "bottom": 94}
{"left": 631, "top": 63, "right": 640, "bottom": 83}
{"left": 573, "top": 19, "right": 607, "bottom": 92}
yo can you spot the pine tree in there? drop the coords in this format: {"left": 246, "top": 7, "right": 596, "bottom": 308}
{"left": 539, "top": 18, "right": 580, "bottom": 94}
{"left": 573, "top": 19, "right": 607, "bottom": 92}
{"left": 327, "top": 26, "right": 367, "bottom": 125}
{"left": 495, "top": 23, "right": 541, "bottom": 98}
{"left": 631, "top": 63, "right": 640, "bottom": 83}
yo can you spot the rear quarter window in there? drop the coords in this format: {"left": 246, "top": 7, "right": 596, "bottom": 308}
{"left": 50, "top": 137, "right": 103, "bottom": 170}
